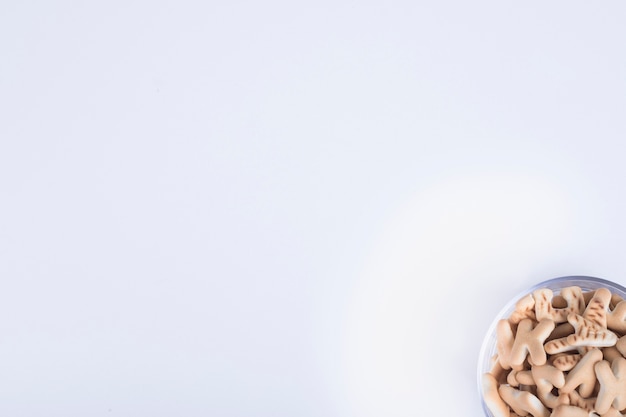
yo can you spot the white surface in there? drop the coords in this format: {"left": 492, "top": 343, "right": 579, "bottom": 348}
{"left": 2, "top": 1, "right": 626, "bottom": 416}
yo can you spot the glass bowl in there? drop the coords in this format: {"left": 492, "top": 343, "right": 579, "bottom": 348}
{"left": 477, "top": 275, "right": 626, "bottom": 417}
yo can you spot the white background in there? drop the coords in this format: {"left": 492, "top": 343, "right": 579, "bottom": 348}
{"left": 2, "top": 1, "right": 626, "bottom": 416}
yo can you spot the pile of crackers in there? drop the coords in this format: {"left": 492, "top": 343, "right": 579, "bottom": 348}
{"left": 483, "top": 286, "right": 626, "bottom": 417}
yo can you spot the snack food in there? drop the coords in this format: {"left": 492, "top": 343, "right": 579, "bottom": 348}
{"left": 478, "top": 276, "right": 626, "bottom": 417}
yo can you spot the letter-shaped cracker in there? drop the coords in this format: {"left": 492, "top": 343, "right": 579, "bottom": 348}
{"left": 607, "top": 300, "right": 626, "bottom": 334}
{"left": 561, "top": 347, "right": 603, "bottom": 397}
{"left": 595, "top": 357, "right": 626, "bottom": 415}
{"left": 498, "top": 385, "right": 550, "bottom": 417}
{"left": 567, "top": 314, "right": 617, "bottom": 348}
{"left": 482, "top": 373, "right": 510, "bottom": 417}
{"left": 510, "top": 293, "right": 536, "bottom": 324}
{"left": 534, "top": 286, "right": 584, "bottom": 323}
{"left": 545, "top": 314, "right": 617, "bottom": 354}
{"left": 510, "top": 318, "right": 555, "bottom": 370}
{"left": 550, "top": 404, "right": 589, "bottom": 417}
{"left": 497, "top": 319, "right": 516, "bottom": 370}
{"left": 584, "top": 287, "right": 612, "bottom": 328}
{"left": 531, "top": 364, "right": 567, "bottom": 409}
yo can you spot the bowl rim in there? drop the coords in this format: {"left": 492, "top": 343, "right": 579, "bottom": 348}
{"left": 476, "top": 275, "right": 626, "bottom": 417}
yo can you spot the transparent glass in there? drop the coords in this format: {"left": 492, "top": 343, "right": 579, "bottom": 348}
{"left": 477, "top": 275, "right": 626, "bottom": 417}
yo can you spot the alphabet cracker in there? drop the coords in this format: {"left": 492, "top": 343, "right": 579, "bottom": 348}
{"left": 531, "top": 364, "right": 567, "bottom": 409}
{"left": 534, "top": 287, "right": 584, "bottom": 324}
{"left": 560, "top": 347, "right": 603, "bottom": 397}
{"left": 509, "top": 319, "right": 555, "bottom": 370}
{"left": 497, "top": 319, "right": 516, "bottom": 370}
{"left": 544, "top": 313, "right": 617, "bottom": 355}
{"left": 509, "top": 293, "right": 536, "bottom": 324}
{"left": 483, "top": 372, "right": 511, "bottom": 417}
{"left": 584, "top": 288, "right": 612, "bottom": 328}
{"left": 594, "top": 357, "right": 626, "bottom": 415}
